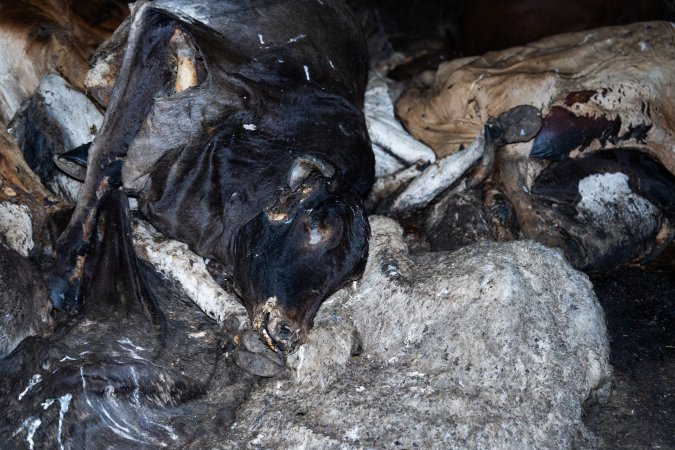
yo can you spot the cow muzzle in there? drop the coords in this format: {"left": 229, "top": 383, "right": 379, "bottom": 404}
{"left": 252, "top": 297, "right": 303, "bottom": 354}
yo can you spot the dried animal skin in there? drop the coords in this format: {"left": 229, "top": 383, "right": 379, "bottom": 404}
{"left": 397, "top": 21, "right": 675, "bottom": 175}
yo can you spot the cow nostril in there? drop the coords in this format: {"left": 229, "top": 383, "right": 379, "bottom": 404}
{"left": 277, "top": 324, "right": 293, "bottom": 340}
{"left": 265, "top": 322, "right": 301, "bottom": 353}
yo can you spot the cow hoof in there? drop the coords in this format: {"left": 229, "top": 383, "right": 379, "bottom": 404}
{"left": 55, "top": 142, "right": 90, "bottom": 181}
{"left": 232, "top": 330, "right": 287, "bottom": 377}
{"left": 48, "top": 273, "right": 83, "bottom": 312}
{"left": 494, "top": 105, "right": 542, "bottom": 145}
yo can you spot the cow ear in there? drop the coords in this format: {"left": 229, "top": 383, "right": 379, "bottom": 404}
{"left": 288, "top": 155, "right": 335, "bottom": 191}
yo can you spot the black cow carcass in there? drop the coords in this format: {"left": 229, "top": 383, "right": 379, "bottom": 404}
{"left": 49, "top": 0, "right": 374, "bottom": 354}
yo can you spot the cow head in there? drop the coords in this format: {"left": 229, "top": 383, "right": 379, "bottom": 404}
{"left": 232, "top": 155, "right": 369, "bottom": 354}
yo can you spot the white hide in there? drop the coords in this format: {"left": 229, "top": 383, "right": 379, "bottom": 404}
{"left": 0, "top": 202, "right": 34, "bottom": 257}
{"left": 576, "top": 172, "right": 659, "bottom": 222}
{"left": 32, "top": 74, "right": 103, "bottom": 151}
{"left": 9, "top": 74, "right": 103, "bottom": 202}
{"left": 131, "top": 219, "right": 246, "bottom": 324}
{"left": 365, "top": 73, "right": 436, "bottom": 177}
{"left": 389, "top": 131, "right": 485, "bottom": 215}
{"left": 226, "top": 216, "right": 612, "bottom": 449}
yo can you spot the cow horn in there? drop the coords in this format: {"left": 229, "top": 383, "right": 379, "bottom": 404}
{"left": 288, "top": 154, "right": 335, "bottom": 191}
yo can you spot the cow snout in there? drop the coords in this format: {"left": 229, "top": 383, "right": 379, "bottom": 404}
{"left": 263, "top": 320, "right": 301, "bottom": 354}
{"left": 252, "top": 300, "right": 303, "bottom": 354}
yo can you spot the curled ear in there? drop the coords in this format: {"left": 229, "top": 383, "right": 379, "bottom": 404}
{"left": 288, "top": 154, "right": 335, "bottom": 191}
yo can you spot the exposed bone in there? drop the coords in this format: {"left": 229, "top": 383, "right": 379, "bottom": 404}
{"left": 84, "top": 52, "right": 120, "bottom": 108}
{"left": 266, "top": 212, "right": 289, "bottom": 222}
{"left": 250, "top": 296, "right": 302, "bottom": 354}
{"left": 170, "top": 29, "right": 198, "bottom": 93}
{"left": 389, "top": 130, "right": 486, "bottom": 216}
{"left": 227, "top": 216, "right": 611, "bottom": 447}
{"left": 365, "top": 72, "right": 436, "bottom": 177}
{"left": 251, "top": 297, "right": 288, "bottom": 352}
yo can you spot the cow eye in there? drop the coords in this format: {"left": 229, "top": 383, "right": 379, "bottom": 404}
{"left": 305, "top": 208, "right": 343, "bottom": 247}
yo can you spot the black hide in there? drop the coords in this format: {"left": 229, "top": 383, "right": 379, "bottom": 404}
{"left": 49, "top": 0, "right": 374, "bottom": 353}
{"left": 531, "top": 149, "right": 675, "bottom": 271}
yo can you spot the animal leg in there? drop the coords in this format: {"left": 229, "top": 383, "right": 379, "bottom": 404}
{"left": 49, "top": 3, "right": 198, "bottom": 312}
{"left": 388, "top": 105, "right": 541, "bottom": 216}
